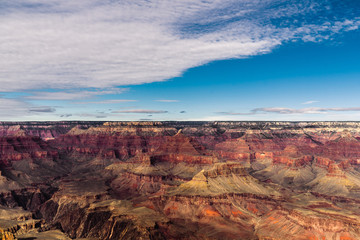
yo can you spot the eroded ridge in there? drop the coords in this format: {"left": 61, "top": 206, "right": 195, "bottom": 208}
{"left": 1, "top": 121, "right": 360, "bottom": 239}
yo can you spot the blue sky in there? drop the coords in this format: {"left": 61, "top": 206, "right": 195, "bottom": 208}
{"left": 1, "top": 0, "right": 360, "bottom": 121}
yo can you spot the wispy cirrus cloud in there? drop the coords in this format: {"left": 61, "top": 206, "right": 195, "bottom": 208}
{"left": 60, "top": 114, "right": 72, "bottom": 118}
{"left": 0, "top": 98, "right": 31, "bottom": 118}
{"left": 77, "top": 113, "right": 108, "bottom": 119}
{"left": 26, "top": 88, "right": 127, "bottom": 100}
{"left": 112, "top": 109, "right": 168, "bottom": 114}
{"left": 29, "top": 107, "right": 56, "bottom": 113}
{"left": 302, "top": 100, "right": 319, "bottom": 105}
{"left": 74, "top": 99, "right": 137, "bottom": 104}
{"left": 219, "top": 107, "right": 360, "bottom": 115}
{"left": 0, "top": 0, "right": 359, "bottom": 92}
{"left": 0, "top": 98, "right": 57, "bottom": 119}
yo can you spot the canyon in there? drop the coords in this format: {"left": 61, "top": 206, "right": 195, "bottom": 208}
{"left": 0, "top": 121, "right": 360, "bottom": 239}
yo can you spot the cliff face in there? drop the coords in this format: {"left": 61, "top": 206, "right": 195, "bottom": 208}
{"left": 0, "top": 136, "right": 59, "bottom": 167}
{"left": 1, "top": 121, "right": 360, "bottom": 239}
{"left": 0, "top": 122, "right": 104, "bottom": 140}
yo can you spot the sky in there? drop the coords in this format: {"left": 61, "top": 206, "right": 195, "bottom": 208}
{"left": 1, "top": 0, "right": 360, "bottom": 121}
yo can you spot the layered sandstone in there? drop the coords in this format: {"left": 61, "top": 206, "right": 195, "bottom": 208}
{"left": 0, "top": 121, "right": 360, "bottom": 239}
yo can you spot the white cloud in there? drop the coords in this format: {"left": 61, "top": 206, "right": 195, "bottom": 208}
{"left": 0, "top": 98, "right": 56, "bottom": 119}
{"left": 219, "top": 107, "right": 360, "bottom": 115}
{"left": 26, "top": 88, "right": 127, "bottom": 100}
{"left": 73, "top": 99, "right": 137, "bottom": 104}
{"left": 0, "top": 98, "right": 30, "bottom": 118}
{"left": 302, "top": 100, "right": 319, "bottom": 105}
{"left": 112, "top": 109, "right": 168, "bottom": 114}
{"left": 0, "top": 0, "right": 359, "bottom": 92}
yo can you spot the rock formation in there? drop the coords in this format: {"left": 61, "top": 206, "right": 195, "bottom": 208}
{"left": 0, "top": 121, "right": 360, "bottom": 239}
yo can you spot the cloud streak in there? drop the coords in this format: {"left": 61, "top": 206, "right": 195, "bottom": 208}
{"left": 219, "top": 107, "right": 360, "bottom": 115}
{"left": 26, "top": 88, "right": 127, "bottom": 100}
{"left": 0, "top": 98, "right": 57, "bottom": 119}
{"left": 112, "top": 109, "right": 168, "bottom": 114}
{"left": 60, "top": 114, "right": 72, "bottom": 118}
{"left": 302, "top": 100, "right": 319, "bottom": 105}
{"left": 29, "top": 107, "right": 56, "bottom": 113}
{"left": 73, "top": 99, "right": 137, "bottom": 104}
{"left": 0, "top": 0, "right": 359, "bottom": 92}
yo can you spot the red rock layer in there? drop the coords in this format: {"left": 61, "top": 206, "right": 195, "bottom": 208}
{"left": 0, "top": 136, "right": 58, "bottom": 166}
{"left": 214, "top": 139, "right": 250, "bottom": 161}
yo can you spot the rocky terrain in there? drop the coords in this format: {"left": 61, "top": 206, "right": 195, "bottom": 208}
{"left": 1, "top": 121, "right": 360, "bottom": 239}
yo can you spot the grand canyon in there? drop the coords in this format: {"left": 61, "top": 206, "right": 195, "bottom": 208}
{"left": 0, "top": 121, "right": 360, "bottom": 240}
